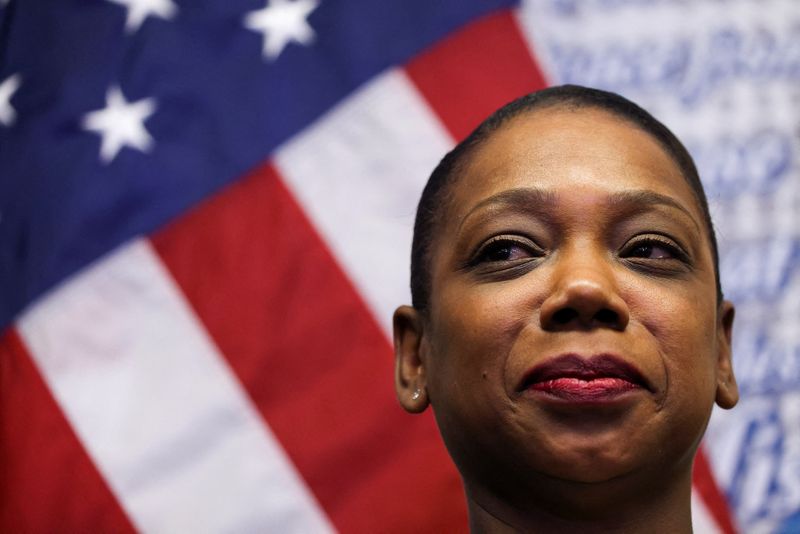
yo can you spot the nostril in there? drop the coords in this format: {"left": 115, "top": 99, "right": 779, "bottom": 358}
{"left": 594, "top": 308, "right": 619, "bottom": 325}
{"left": 552, "top": 308, "right": 578, "bottom": 325}
{"left": 548, "top": 307, "right": 621, "bottom": 329}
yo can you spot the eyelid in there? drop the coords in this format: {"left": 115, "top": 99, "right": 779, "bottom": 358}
{"left": 481, "top": 234, "right": 541, "bottom": 250}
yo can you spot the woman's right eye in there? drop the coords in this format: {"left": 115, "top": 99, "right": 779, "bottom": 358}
{"left": 471, "top": 236, "right": 543, "bottom": 265}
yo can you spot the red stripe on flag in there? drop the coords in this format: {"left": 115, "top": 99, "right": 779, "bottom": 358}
{"left": 405, "top": 9, "right": 549, "bottom": 141}
{"left": 694, "top": 447, "right": 738, "bottom": 534}
{"left": 151, "top": 165, "right": 468, "bottom": 533}
{"left": 0, "top": 329, "right": 136, "bottom": 533}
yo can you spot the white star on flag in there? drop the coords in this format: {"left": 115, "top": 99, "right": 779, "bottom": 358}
{"left": 106, "top": 0, "right": 177, "bottom": 33}
{"left": 82, "top": 86, "right": 156, "bottom": 164}
{"left": 244, "top": 0, "right": 319, "bottom": 61}
{"left": 0, "top": 74, "right": 21, "bottom": 127}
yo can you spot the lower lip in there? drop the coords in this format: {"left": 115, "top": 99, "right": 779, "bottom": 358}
{"left": 529, "top": 377, "right": 641, "bottom": 403}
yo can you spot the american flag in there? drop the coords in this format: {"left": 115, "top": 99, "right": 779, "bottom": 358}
{"left": 1, "top": 0, "right": 798, "bottom": 532}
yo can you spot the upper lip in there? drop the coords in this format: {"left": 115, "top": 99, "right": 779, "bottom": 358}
{"left": 519, "top": 354, "right": 652, "bottom": 392}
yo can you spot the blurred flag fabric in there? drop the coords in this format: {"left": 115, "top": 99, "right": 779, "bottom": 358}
{"left": 0, "top": 0, "right": 797, "bottom": 532}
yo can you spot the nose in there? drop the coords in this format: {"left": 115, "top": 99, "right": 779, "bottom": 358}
{"left": 539, "top": 249, "right": 630, "bottom": 332}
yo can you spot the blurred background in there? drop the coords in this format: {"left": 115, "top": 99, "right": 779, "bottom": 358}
{"left": 1, "top": 0, "right": 797, "bottom": 532}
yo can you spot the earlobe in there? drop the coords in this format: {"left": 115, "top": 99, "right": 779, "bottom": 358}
{"left": 393, "top": 305, "right": 430, "bottom": 413}
{"left": 715, "top": 300, "right": 739, "bottom": 409}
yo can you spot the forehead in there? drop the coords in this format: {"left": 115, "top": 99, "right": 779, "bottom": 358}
{"left": 446, "top": 107, "right": 700, "bottom": 224}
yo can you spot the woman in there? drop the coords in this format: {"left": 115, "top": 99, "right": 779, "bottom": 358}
{"left": 393, "top": 85, "right": 738, "bottom": 532}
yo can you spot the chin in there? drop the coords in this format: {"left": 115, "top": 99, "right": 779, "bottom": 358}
{"left": 519, "top": 421, "right": 693, "bottom": 485}
{"left": 541, "top": 454, "right": 642, "bottom": 485}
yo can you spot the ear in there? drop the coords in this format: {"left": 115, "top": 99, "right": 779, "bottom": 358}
{"left": 393, "top": 305, "right": 430, "bottom": 413}
{"left": 714, "top": 300, "right": 739, "bottom": 409}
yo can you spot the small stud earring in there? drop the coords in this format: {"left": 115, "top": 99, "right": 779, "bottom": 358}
{"left": 411, "top": 389, "right": 421, "bottom": 401}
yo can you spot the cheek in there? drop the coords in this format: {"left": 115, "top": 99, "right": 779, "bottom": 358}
{"left": 425, "top": 286, "right": 537, "bottom": 481}
{"left": 633, "top": 285, "right": 719, "bottom": 402}
{"left": 435, "top": 283, "right": 528, "bottom": 360}
{"left": 427, "top": 283, "right": 529, "bottom": 408}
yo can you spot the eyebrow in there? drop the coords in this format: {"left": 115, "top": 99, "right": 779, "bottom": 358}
{"left": 459, "top": 187, "right": 701, "bottom": 233}
{"left": 608, "top": 190, "right": 701, "bottom": 231}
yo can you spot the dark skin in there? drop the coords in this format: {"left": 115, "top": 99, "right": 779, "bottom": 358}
{"left": 394, "top": 107, "right": 739, "bottom": 533}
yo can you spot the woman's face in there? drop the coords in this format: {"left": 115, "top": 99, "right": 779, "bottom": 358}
{"left": 395, "top": 107, "right": 738, "bottom": 504}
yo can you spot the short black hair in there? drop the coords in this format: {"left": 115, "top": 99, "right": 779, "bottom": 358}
{"left": 410, "top": 84, "right": 721, "bottom": 311}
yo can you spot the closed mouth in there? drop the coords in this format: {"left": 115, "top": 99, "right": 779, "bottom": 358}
{"left": 519, "top": 353, "right": 652, "bottom": 394}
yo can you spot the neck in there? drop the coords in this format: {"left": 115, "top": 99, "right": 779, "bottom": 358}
{"left": 466, "top": 466, "right": 694, "bottom": 534}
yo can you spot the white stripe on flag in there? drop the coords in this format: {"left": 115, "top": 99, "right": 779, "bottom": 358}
{"left": 275, "top": 68, "right": 454, "bottom": 337}
{"left": 692, "top": 491, "right": 723, "bottom": 534}
{"left": 17, "top": 238, "right": 334, "bottom": 534}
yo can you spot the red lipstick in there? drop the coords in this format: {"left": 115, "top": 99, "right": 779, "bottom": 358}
{"left": 521, "top": 354, "right": 649, "bottom": 403}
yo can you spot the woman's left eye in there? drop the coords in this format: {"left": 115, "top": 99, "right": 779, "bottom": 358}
{"left": 626, "top": 242, "right": 676, "bottom": 260}
{"left": 621, "top": 236, "right": 688, "bottom": 263}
